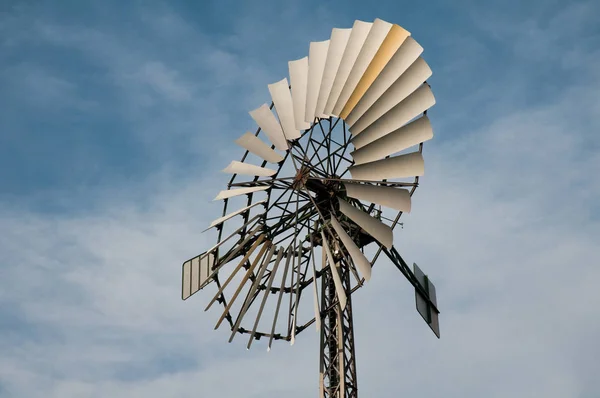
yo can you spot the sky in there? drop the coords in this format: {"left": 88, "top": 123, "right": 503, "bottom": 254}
{"left": 1, "top": 0, "right": 599, "bottom": 397}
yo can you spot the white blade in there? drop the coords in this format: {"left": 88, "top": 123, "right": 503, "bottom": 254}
{"left": 343, "top": 182, "right": 411, "bottom": 213}
{"left": 235, "top": 132, "right": 284, "bottom": 163}
{"left": 345, "top": 36, "right": 423, "bottom": 126}
{"left": 315, "top": 28, "right": 352, "bottom": 118}
{"left": 215, "top": 242, "right": 271, "bottom": 330}
{"left": 207, "top": 199, "right": 267, "bottom": 229}
{"left": 268, "top": 78, "right": 301, "bottom": 140}
{"left": 351, "top": 115, "right": 433, "bottom": 165}
{"left": 268, "top": 246, "right": 293, "bottom": 351}
{"left": 305, "top": 40, "right": 330, "bottom": 123}
{"left": 249, "top": 104, "right": 288, "bottom": 151}
{"left": 338, "top": 199, "right": 393, "bottom": 249}
{"left": 247, "top": 247, "right": 285, "bottom": 349}
{"left": 329, "top": 216, "right": 372, "bottom": 281}
{"left": 320, "top": 231, "right": 347, "bottom": 310}
{"left": 229, "top": 244, "right": 276, "bottom": 342}
{"left": 222, "top": 161, "right": 277, "bottom": 177}
{"left": 289, "top": 57, "right": 311, "bottom": 130}
{"left": 214, "top": 186, "right": 269, "bottom": 200}
{"left": 348, "top": 151, "right": 424, "bottom": 181}
{"left": 332, "top": 18, "right": 392, "bottom": 116}
{"left": 350, "top": 59, "right": 434, "bottom": 136}
{"left": 339, "top": 24, "right": 410, "bottom": 119}
{"left": 324, "top": 20, "right": 373, "bottom": 116}
{"left": 351, "top": 83, "right": 435, "bottom": 149}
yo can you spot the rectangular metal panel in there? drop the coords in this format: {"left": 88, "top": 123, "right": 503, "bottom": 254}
{"left": 413, "top": 262, "right": 440, "bottom": 338}
{"left": 182, "top": 251, "right": 216, "bottom": 300}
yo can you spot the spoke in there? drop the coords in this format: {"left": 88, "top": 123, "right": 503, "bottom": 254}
{"left": 307, "top": 177, "right": 418, "bottom": 187}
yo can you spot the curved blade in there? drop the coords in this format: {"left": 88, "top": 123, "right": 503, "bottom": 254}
{"left": 324, "top": 20, "right": 373, "bottom": 116}
{"left": 289, "top": 57, "right": 311, "bottom": 130}
{"left": 316, "top": 28, "right": 352, "bottom": 118}
{"left": 268, "top": 78, "right": 301, "bottom": 140}
{"left": 305, "top": 40, "right": 330, "bottom": 123}
{"left": 343, "top": 182, "right": 411, "bottom": 212}
{"left": 268, "top": 246, "right": 293, "bottom": 351}
{"left": 351, "top": 83, "right": 435, "bottom": 149}
{"left": 215, "top": 241, "right": 271, "bottom": 330}
{"left": 235, "top": 132, "right": 284, "bottom": 163}
{"left": 321, "top": 231, "right": 347, "bottom": 310}
{"left": 222, "top": 161, "right": 277, "bottom": 177}
{"left": 229, "top": 244, "right": 276, "bottom": 342}
{"left": 338, "top": 199, "right": 393, "bottom": 249}
{"left": 330, "top": 216, "right": 372, "bottom": 281}
{"left": 348, "top": 151, "right": 424, "bottom": 181}
{"left": 345, "top": 36, "right": 423, "bottom": 126}
{"left": 350, "top": 60, "right": 434, "bottom": 137}
{"left": 340, "top": 24, "right": 410, "bottom": 119}
{"left": 205, "top": 235, "right": 265, "bottom": 311}
{"left": 351, "top": 115, "right": 433, "bottom": 165}
{"left": 214, "top": 186, "right": 269, "bottom": 201}
{"left": 206, "top": 199, "right": 266, "bottom": 230}
{"left": 247, "top": 247, "right": 285, "bottom": 349}
{"left": 333, "top": 18, "right": 393, "bottom": 116}
{"left": 249, "top": 104, "right": 288, "bottom": 151}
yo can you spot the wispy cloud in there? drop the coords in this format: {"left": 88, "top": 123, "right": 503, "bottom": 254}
{"left": 1, "top": 1, "right": 599, "bottom": 397}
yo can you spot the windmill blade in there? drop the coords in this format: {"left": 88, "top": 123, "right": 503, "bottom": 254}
{"left": 247, "top": 247, "right": 285, "bottom": 349}
{"left": 229, "top": 244, "right": 276, "bottom": 342}
{"left": 206, "top": 199, "right": 267, "bottom": 230}
{"left": 249, "top": 104, "right": 289, "bottom": 151}
{"left": 222, "top": 161, "right": 277, "bottom": 177}
{"left": 268, "top": 246, "right": 293, "bottom": 351}
{"left": 215, "top": 241, "right": 271, "bottom": 330}
{"left": 332, "top": 18, "right": 393, "bottom": 116}
{"left": 348, "top": 151, "right": 424, "bottom": 181}
{"left": 268, "top": 78, "right": 301, "bottom": 140}
{"left": 351, "top": 83, "right": 435, "bottom": 150}
{"left": 205, "top": 235, "right": 265, "bottom": 311}
{"left": 350, "top": 59, "right": 433, "bottom": 136}
{"left": 339, "top": 24, "right": 410, "bottom": 119}
{"left": 343, "top": 182, "right": 411, "bottom": 213}
{"left": 321, "top": 231, "right": 347, "bottom": 310}
{"left": 338, "top": 199, "right": 393, "bottom": 249}
{"left": 350, "top": 115, "right": 433, "bottom": 165}
{"left": 214, "top": 186, "right": 269, "bottom": 200}
{"left": 345, "top": 36, "right": 423, "bottom": 126}
{"left": 315, "top": 28, "right": 352, "bottom": 118}
{"left": 207, "top": 227, "right": 262, "bottom": 283}
{"left": 202, "top": 215, "right": 261, "bottom": 262}
{"left": 305, "top": 40, "right": 330, "bottom": 123}
{"left": 309, "top": 241, "right": 321, "bottom": 332}
{"left": 289, "top": 57, "right": 311, "bottom": 130}
{"left": 329, "top": 216, "right": 372, "bottom": 281}
{"left": 350, "top": 73, "right": 434, "bottom": 143}
{"left": 234, "top": 132, "right": 284, "bottom": 163}
{"left": 324, "top": 20, "right": 373, "bottom": 116}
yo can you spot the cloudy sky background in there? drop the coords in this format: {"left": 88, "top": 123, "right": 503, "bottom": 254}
{"left": 1, "top": 0, "right": 599, "bottom": 397}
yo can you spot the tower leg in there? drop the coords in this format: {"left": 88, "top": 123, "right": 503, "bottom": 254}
{"left": 319, "top": 255, "right": 358, "bottom": 398}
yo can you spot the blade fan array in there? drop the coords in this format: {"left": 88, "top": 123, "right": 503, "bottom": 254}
{"left": 181, "top": 17, "right": 436, "bottom": 347}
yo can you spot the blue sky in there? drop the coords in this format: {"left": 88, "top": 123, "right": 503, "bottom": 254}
{"left": 1, "top": 1, "right": 599, "bottom": 397}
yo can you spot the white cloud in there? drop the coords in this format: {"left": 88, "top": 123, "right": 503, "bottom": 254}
{"left": 1, "top": 2, "right": 599, "bottom": 398}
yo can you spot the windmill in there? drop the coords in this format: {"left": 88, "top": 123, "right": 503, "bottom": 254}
{"left": 180, "top": 18, "right": 440, "bottom": 398}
